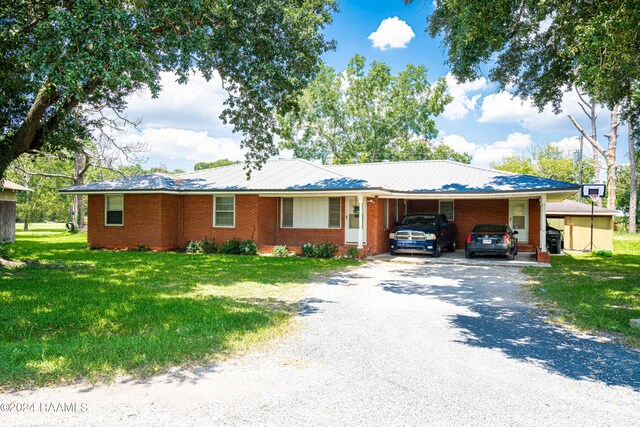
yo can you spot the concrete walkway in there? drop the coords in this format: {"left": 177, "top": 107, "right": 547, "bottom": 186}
{"left": 3, "top": 262, "right": 638, "bottom": 426}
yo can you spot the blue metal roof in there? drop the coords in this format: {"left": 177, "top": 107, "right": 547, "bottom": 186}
{"left": 60, "top": 159, "right": 579, "bottom": 195}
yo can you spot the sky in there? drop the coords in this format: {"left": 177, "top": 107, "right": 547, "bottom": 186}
{"left": 113, "top": 0, "right": 630, "bottom": 172}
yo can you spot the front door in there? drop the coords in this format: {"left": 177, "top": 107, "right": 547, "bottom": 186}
{"left": 509, "top": 200, "right": 529, "bottom": 242}
{"left": 345, "top": 196, "right": 366, "bottom": 244}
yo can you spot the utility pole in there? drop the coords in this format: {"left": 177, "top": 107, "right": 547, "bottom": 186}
{"left": 578, "top": 135, "right": 584, "bottom": 202}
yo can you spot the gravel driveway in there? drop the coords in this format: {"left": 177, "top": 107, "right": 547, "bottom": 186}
{"left": 4, "top": 261, "right": 640, "bottom": 426}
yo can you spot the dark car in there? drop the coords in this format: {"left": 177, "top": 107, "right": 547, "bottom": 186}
{"left": 465, "top": 224, "right": 518, "bottom": 260}
{"left": 389, "top": 213, "right": 456, "bottom": 257}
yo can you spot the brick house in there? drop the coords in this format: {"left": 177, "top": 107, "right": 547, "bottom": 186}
{"left": 60, "top": 159, "right": 579, "bottom": 257}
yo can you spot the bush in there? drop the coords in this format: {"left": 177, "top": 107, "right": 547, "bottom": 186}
{"left": 301, "top": 241, "right": 338, "bottom": 258}
{"left": 185, "top": 239, "right": 203, "bottom": 253}
{"left": 201, "top": 237, "right": 217, "bottom": 254}
{"left": 0, "top": 244, "right": 10, "bottom": 260}
{"left": 134, "top": 244, "right": 150, "bottom": 252}
{"left": 219, "top": 239, "right": 242, "bottom": 254}
{"left": 239, "top": 240, "right": 258, "bottom": 255}
{"left": 346, "top": 247, "right": 360, "bottom": 259}
{"left": 272, "top": 245, "right": 290, "bottom": 257}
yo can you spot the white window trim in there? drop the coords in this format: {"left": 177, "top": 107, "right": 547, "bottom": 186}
{"left": 280, "top": 196, "right": 341, "bottom": 229}
{"left": 439, "top": 199, "right": 455, "bottom": 221}
{"left": 213, "top": 195, "right": 236, "bottom": 228}
{"left": 281, "top": 197, "right": 293, "bottom": 228}
{"left": 104, "top": 194, "right": 124, "bottom": 227}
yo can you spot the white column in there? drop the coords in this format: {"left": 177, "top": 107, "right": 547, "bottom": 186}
{"left": 540, "top": 195, "right": 547, "bottom": 252}
{"left": 357, "top": 194, "right": 364, "bottom": 249}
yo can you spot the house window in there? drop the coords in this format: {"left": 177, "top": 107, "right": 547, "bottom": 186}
{"left": 439, "top": 200, "right": 455, "bottom": 221}
{"left": 328, "top": 197, "right": 341, "bottom": 228}
{"left": 214, "top": 195, "right": 235, "bottom": 227}
{"left": 281, "top": 198, "right": 294, "bottom": 227}
{"left": 281, "top": 197, "right": 341, "bottom": 229}
{"left": 105, "top": 195, "right": 124, "bottom": 226}
{"left": 384, "top": 199, "right": 389, "bottom": 229}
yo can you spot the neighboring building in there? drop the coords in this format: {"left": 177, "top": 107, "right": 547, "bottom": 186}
{"left": 60, "top": 159, "right": 579, "bottom": 259}
{"left": 0, "top": 180, "right": 30, "bottom": 243}
{"left": 547, "top": 199, "right": 618, "bottom": 251}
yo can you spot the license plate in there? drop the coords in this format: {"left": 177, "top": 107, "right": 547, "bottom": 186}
{"left": 482, "top": 239, "right": 492, "bottom": 244}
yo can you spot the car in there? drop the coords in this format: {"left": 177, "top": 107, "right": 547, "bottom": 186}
{"left": 465, "top": 224, "right": 518, "bottom": 260}
{"left": 389, "top": 213, "right": 456, "bottom": 257}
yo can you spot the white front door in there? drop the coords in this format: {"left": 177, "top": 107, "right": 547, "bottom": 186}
{"left": 509, "top": 200, "right": 529, "bottom": 242}
{"left": 345, "top": 196, "right": 366, "bottom": 244}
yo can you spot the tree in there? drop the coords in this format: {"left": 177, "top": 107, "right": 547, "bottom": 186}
{"left": 491, "top": 145, "right": 595, "bottom": 185}
{"left": 0, "top": 0, "right": 337, "bottom": 178}
{"left": 194, "top": 159, "right": 237, "bottom": 171}
{"left": 278, "top": 55, "right": 456, "bottom": 164}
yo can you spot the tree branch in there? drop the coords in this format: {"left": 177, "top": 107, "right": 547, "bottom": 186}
{"left": 567, "top": 114, "right": 605, "bottom": 156}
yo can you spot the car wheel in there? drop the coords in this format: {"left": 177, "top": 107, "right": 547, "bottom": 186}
{"left": 390, "top": 251, "right": 397, "bottom": 256}
{"left": 507, "top": 251, "right": 515, "bottom": 261}
{"left": 465, "top": 251, "right": 473, "bottom": 259}
{"left": 433, "top": 244, "right": 442, "bottom": 257}
{"left": 448, "top": 240, "right": 456, "bottom": 252}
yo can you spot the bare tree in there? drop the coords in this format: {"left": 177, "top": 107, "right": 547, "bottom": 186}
{"left": 568, "top": 91, "right": 620, "bottom": 208}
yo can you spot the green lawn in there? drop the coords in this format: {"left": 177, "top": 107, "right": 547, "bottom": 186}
{"left": 0, "top": 224, "right": 355, "bottom": 390}
{"left": 526, "top": 233, "right": 640, "bottom": 345}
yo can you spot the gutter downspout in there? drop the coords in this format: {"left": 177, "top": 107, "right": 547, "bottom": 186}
{"left": 540, "top": 195, "right": 547, "bottom": 252}
{"left": 357, "top": 194, "right": 364, "bottom": 249}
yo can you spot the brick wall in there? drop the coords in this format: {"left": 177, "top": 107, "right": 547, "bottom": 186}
{"left": 87, "top": 194, "right": 542, "bottom": 254}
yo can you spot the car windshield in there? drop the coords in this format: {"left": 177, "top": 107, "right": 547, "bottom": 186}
{"left": 401, "top": 215, "right": 437, "bottom": 226}
{"left": 473, "top": 224, "right": 507, "bottom": 233}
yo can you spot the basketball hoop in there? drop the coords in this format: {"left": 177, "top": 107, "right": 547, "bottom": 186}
{"left": 588, "top": 188, "right": 601, "bottom": 204}
{"left": 581, "top": 184, "right": 606, "bottom": 252}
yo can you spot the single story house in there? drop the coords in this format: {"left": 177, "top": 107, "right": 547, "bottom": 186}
{"left": 1, "top": 180, "right": 30, "bottom": 243}
{"left": 547, "top": 199, "right": 619, "bottom": 251}
{"left": 60, "top": 159, "right": 579, "bottom": 260}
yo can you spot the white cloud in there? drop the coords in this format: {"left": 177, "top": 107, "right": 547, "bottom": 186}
{"left": 442, "top": 132, "right": 533, "bottom": 167}
{"left": 549, "top": 136, "right": 594, "bottom": 158}
{"left": 125, "top": 71, "right": 230, "bottom": 132}
{"left": 117, "top": 128, "right": 245, "bottom": 165}
{"left": 478, "top": 89, "right": 608, "bottom": 132}
{"left": 442, "top": 73, "right": 489, "bottom": 120}
{"left": 368, "top": 17, "right": 415, "bottom": 50}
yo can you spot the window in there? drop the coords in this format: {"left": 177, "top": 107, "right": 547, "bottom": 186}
{"left": 281, "top": 197, "right": 341, "bottom": 229}
{"left": 105, "top": 195, "right": 124, "bottom": 226}
{"left": 439, "top": 200, "right": 455, "bottom": 221}
{"left": 281, "top": 198, "right": 293, "bottom": 227}
{"left": 214, "top": 195, "right": 235, "bottom": 227}
{"left": 328, "top": 197, "right": 341, "bottom": 228}
{"left": 383, "top": 199, "right": 389, "bottom": 229}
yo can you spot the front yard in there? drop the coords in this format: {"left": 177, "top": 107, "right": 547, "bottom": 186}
{"left": 526, "top": 233, "right": 640, "bottom": 345}
{"left": 0, "top": 224, "right": 355, "bottom": 390}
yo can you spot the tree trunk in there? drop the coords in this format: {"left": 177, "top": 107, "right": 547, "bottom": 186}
{"left": 23, "top": 215, "right": 29, "bottom": 231}
{"left": 605, "top": 106, "right": 620, "bottom": 209}
{"left": 73, "top": 152, "right": 86, "bottom": 231}
{"left": 589, "top": 101, "right": 602, "bottom": 205}
{"left": 629, "top": 117, "right": 637, "bottom": 233}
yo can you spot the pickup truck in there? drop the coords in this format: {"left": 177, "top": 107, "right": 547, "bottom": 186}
{"left": 389, "top": 213, "right": 457, "bottom": 257}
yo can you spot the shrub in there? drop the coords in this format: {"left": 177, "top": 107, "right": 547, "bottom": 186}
{"left": 346, "top": 247, "right": 360, "bottom": 259}
{"left": 272, "top": 245, "right": 290, "bottom": 257}
{"left": 301, "top": 241, "right": 338, "bottom": 258}
{"left": 219, "top": 239, "right": 243, "bottom": 254}
{"left": 134, "top": 244, "right": 151, "bottom": 252}
{"left": 0, "top": 244, "right": 10, "bottom": 260}
{"left": 185, "top": 239, "right": 203, "bottom": 253}
{"left": 201, "top": 237, "right": 218, "bottom": 254}
{"left": 239, "top": 240, "right": 258, "bottom": 255}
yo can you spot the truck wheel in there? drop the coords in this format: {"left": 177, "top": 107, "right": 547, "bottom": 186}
{"left": 448, "top": 240, "right": 456, "bottom": 252}
{"left": 433, "top": 244, "right": 442, "bottom": 257}
{"left": 507, "top": 252, "right": 515, "bottom": 261}
{"left": 465, "top": 251, "right": 473, "bottom": 259}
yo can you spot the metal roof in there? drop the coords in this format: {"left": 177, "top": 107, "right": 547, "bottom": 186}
{"left": 0, "top": 179, "right": 30, "bottom": 192}
{"left": 60, "top": 159, "right": 579, "bottom": 196}
{"left": 547, "top": 199, "right": 619, "bottom": 217}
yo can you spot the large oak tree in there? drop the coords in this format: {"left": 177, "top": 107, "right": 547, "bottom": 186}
{"left": 0, "top": 0, "right": 337, "bottom": 178}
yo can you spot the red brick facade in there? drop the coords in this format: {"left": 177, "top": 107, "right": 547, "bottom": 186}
{"left": 87, "top": 194, "right": 542, "bottom": 254}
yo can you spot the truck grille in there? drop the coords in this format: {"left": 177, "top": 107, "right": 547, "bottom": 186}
{"left": 395, "top": 231, "right": 427, "bottom": 241}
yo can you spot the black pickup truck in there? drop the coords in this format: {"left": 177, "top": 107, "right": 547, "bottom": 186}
{"left": 389, "top": 213, "right": 457, "bottom": 257}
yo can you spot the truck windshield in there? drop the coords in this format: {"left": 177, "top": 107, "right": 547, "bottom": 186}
{"left": 401, "top": 215, "right": 437, "bottom": 226}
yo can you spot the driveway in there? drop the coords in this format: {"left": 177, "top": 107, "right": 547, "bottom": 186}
{"left": 4, "top": 262, "right": 640, "bottom": 426}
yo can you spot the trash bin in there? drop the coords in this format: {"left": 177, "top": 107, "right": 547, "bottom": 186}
{"left": 546, "top": 223, "right": 563, "bottom": 254}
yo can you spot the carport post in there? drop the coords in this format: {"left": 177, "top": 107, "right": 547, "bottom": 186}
{"left": 540, "top": 195, "right": 547, "bottom": 252}
{"left": 357, "top": 194, "right": 364, "bottom": 249}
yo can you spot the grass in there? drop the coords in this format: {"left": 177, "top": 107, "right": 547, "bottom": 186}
{"left": 0, "top": 223, "right": 356, "bottom": 390}
{"left": 525, "top": 233, "right": 640, "bottom": 346}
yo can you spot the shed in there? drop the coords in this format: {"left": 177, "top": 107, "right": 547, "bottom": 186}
{"left": 546, "top": 199, "right": 618, "bottom": 251}
{"left": 0, "top": 180, "right": 30, "bottom": 243}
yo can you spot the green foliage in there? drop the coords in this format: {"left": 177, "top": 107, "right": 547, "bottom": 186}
{"left": 272, "top": 245, "right": 290, "bottom": 257}
{"left": 219, "top": 239, "right": 243, "bottom": 255}
{"left": 134, "top": 244, "right": 150, "bottom": 252}
{"left": 420, "top": 0, "right": 640, "bottom": 109}
{"left": 194, "top": 159, "right": 236, "bottom": 171}
{"left": 301, "top": 242, "right": 338, "bottom": 258}
{"left": 0, "top": 244, "right": 10, "bottom": 260}
{"left": 616, "top": 165, "right": 640, "bottom": 217}
{"left": 593, "top": 249, "right": 613, "bottom": 257}
{"left": 239, "top": 240, "right": 258, "bottom": 256}
{"left": 279, "top": 54, "right": 460, "bottom": 164}
{"left": 346, "top": 247, "right": 360, "bottom": 259}
{"left": 0, "top": 0, "right": 338, "bottom": 177}
{"left": 491, "top": 145, "right": 595, "bottom": 184}
{"left": 185, "top": 237, "right": 218, "bottom": 254}
{"left": 0, "top": 225, "right": 355, "bottom": 388}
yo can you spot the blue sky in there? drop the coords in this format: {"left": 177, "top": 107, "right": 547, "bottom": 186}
{"left": 114, "top": 1, "right": 630, "bottom": 173}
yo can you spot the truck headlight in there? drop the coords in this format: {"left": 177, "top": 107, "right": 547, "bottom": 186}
{"left": 389, "top": 233, "right": 396, "bottom": 239}
{"left": 425, "top": 233, "right": 436, "bottom": 240}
